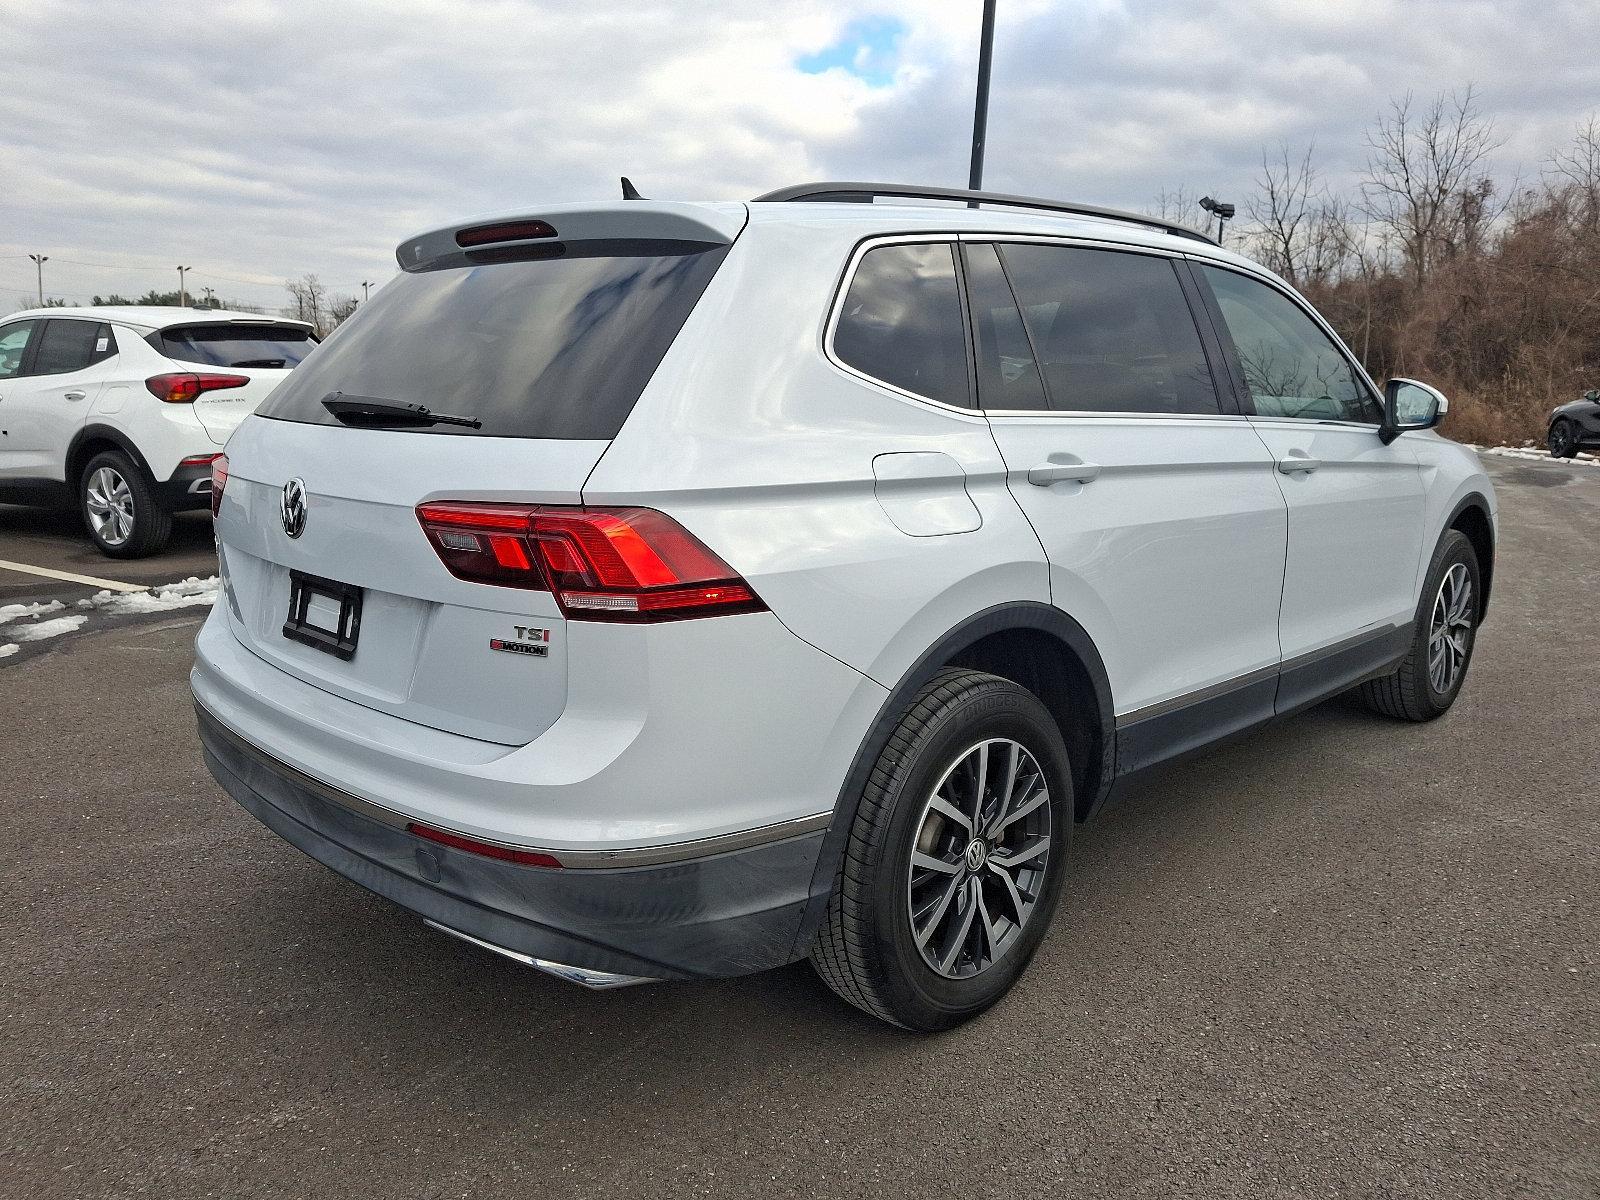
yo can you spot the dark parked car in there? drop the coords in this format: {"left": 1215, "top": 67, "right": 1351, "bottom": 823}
{"left": 1548, "top": 389, "right": 1600, "bottom": 458}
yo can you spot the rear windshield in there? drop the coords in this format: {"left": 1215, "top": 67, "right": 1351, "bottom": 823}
{"left": 255, "top": 240, "right": 729, "bottom": 440}
{"left": 153, "top": 323, "right": 318, "bottom": 369}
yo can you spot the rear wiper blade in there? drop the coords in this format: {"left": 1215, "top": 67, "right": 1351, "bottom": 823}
{"left": 320, "top": 392, "right": 482, "bottom": 429}
{"left": 232, "top": 358, "right": 286, "bottom": 368}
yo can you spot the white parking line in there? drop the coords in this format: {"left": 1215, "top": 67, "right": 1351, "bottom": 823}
{"left": 0, "top": 559, "right": 148, "bottom": 594}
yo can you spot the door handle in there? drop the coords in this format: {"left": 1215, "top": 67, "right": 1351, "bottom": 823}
{"left": 1028, "top": 457, "right": 1101, "bottom": 486}
{"left": 63, "top": 390, "right": 87, "bottom": 402}
{"left": 1276, "top": 452, "right": 1320, "bottom": 473}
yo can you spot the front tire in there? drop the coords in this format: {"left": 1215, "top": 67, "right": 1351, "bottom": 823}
{"left": 810, "top": 669, "right": 1073, "bottom": 1030}
{"left": 1548, "top": 419, "right": 1578, "bottom": 458}
{"left": 1359, "top": 530, "right": 1480, "bottom": 722}
{"left": 80, "top": 450, "right": 172, "bottom": 559}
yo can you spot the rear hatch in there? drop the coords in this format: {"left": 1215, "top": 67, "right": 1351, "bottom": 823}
{"left": 212, "top": 203, "right": 744, "bottom": 746}
{"left": 151, "top": 321, "right": 317, "bottom": 445}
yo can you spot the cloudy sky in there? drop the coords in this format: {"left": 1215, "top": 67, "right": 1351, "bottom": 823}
{"left": 2, "top": 0, "right": 1595, "bottom": 313}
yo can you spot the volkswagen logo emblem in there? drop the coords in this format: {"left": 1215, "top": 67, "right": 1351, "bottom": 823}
{"left": 281, "top": 477, "right": 308, "bottom": 539}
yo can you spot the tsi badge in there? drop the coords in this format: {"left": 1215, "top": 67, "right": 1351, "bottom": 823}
{"left": 490, "top": 625, "right": 551, "bottom": 658}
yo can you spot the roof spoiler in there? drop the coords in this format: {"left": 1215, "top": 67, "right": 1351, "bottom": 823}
{"left": 395, "top": 202, "right": 745, "bottom": 271}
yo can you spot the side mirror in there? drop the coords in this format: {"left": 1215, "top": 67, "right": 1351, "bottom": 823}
{"left": 1585, "top": 389, "right": 1599, "bottom": 402}
{"left": 1380, "top": 378, "right": 1449, "bottom": 444}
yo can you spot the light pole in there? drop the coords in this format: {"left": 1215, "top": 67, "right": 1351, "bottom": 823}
{"left": 201, "top": 286, "right": 216, "bottom": 309}
{"left": 27, "top": 253, "right": 48, "bottom": 305}
{"left": 1198, "top": 196, "right": 1235, "bottom": 243}
{"left": 176, "top": 265, "right": 191, "bottom": 307}
{"left": 968, "top": 0, "right": 998, "bottom": 195}
{"left": 361, "top": 281, "right": 372, "bottom": 302}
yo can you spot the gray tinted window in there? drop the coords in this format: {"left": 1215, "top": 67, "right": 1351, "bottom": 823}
{"left": 156, "top": 323, "right": 316, "bottom": 368}
{"left": 998, "top": 245, "right": 1221, "bottom": 415}
{"left": 0, "top": 320, "right": 35, "bottom": 380}
{"left": 1202, "top": 266, "right": 1380, "bottom": 423}
{"left": 32, "top": 320, "right": 114, "bottom": 375}
{"left": 834, "top": 243, "right": 970, "bottom": 407}
{"left": 258, "top": 240, "right": 728, "bottom": 440}
{"left": 965, "top": 243, "right": 1048, "bottom": 411}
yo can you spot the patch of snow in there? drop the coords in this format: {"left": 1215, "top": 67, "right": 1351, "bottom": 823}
{"left": 0, "top": 599, "right": 65, "bottom": 626}
{"left": 1474, "top": 444, "right": 1600, "bottom": 466}
{"left": 7, "top": 614, "right": 89, "bottom": 642}
{"left": 77, "top": 575, "right": 219, "bottom": 617}
{"left": 0, "top": 575, "right": 220, "bottom": 664}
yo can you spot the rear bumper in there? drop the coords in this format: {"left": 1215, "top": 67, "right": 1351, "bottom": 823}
{"left": 158, "top": 460, "right": 215, "bottom": 511}
{"left": 196, "top": 702, "right": 828, "bottom": 980}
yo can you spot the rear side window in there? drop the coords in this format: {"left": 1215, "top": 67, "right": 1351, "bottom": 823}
{"left": 0, "top": 320, "right": 36, "bottom": 379}
{"left": 31, "top": 320, "right": 116, "bottom": 376}
{"left": 833, "top": 243, "right": 970, "bottom": 408}
{"left": 1200, "top": 266, "right": 1381, "bottom": 423}
{"left": 964, "top": 243, "right": 1048, "bottom": 411}
{"left": 258, "top": 241, "right": 728, "bottom": 440}
{"left": 997, "top": 244, "right": 1221, "bottom": 415}
{"left": 155, "top": 323, "right": 317, "bottom": 369}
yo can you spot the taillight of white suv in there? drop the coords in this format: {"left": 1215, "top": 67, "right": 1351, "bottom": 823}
{"left": 415, "top": 502, "right": 765, "bottom": 622}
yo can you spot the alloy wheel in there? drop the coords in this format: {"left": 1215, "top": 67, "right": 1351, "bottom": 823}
{"left": 86, "top": 466, "right": 135, "bottom": 547}
{"left": 1550, "top": 422, "right": 1574, "bottom": 457}
{"left": 906, "top": 738, "right": 1052, "bottom": 979}
{"left": 1427, "top": 562, "right": 1473, "bottom": 696}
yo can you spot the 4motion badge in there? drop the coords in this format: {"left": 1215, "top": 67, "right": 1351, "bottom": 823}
{"left": 490, "top": 625, "right": 551, "bottom": 658}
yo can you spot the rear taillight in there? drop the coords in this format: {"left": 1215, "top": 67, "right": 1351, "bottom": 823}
{"left": 210, "top": 453, "right": 228, "bottom": 518}
{"left": 415, "top": 502, "right": 766, "bottom": 622}
{"left": 146, "top": 372, "right": 250, "bottom": 403}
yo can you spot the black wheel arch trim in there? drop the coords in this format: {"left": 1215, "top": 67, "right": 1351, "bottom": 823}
{"left": 1443, "top": 492, "right": 1495, "bottom": 622}
{"left": 67, "top": 424, "right": 159, "bottom": 486}
{"left": 789, "top": 600, "right": 1117, "bottom": 960}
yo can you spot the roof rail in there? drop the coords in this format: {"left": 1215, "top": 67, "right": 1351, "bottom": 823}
{"left": 751, "top": 181, "right": 1216, "bottom": 246}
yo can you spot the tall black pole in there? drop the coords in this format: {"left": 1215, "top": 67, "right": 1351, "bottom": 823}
{"left": 968, "top": 0, "right": 997, "bottom": 193}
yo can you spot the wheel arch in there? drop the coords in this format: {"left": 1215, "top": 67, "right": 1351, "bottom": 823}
{"left": 1445, "top": 493, "right": 1495, "bottom": 623}
{"left": 791, "top": 601, "right": 1116, "bottom": 958}
{"left": 67, "top": 424, "right": 157, "bottom": 490}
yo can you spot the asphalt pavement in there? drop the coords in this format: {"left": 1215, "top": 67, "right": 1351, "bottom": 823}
{"left": 2, "top": 455, "right": 1596, "bottom": 1199}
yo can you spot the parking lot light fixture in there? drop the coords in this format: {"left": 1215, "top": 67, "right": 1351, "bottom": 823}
{"left": 28, "top": 253, "right": 48, "bottom": 305}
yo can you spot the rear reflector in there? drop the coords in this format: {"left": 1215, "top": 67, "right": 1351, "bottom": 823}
{"left": 415, "top": 502, "right": 766, "bottom": 622}
{"left": 209, "top": 453, "right": 229, "bottom": 518}
{"left": 406, "top": 821, "right": 562, "bottom": 868}
{"left": 454, "top": 219, "right": 558, "bottom": 247}
{"left": 146, "top": 372, "right": 250, "bottom": 403}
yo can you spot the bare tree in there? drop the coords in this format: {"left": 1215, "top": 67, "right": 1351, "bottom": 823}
{"left": 285, "top": 274, "right": 328, "bottom": 333}
{"left": 1361, "top": 85, "right": 1501, "bottom": 290}
{"left": 327, "top": 294, "right": 359, "bottom": 328}
{"left": 1143, "top": 186, "right": 1203, "bottom": 228}
{"left": 1548, "top": 112, "right": 1600, "bottom": 231}
{"left": 1248, "top": 142, "right": 1319, "bottom": 284}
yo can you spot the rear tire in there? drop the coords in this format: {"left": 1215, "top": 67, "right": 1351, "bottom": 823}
{"left": 1358, "top": 530, "right": 1480, "bottom": 722}
{"left": 1548, "top": 419, "right": 1578, "bottom": 458}
{"left": 80, "top": 450, "right": 172, "bottom": 559}
{"left": 810, "top": 669, "right": 1073, "bottom": 1031}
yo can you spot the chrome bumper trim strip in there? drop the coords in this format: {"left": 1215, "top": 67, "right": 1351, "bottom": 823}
{"left": 423, "top": 920, "right": 658, "bottom": 988}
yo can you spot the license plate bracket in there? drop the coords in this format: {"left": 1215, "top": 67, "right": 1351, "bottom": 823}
{"left": 283, "top": 570, "right": 364, "bottom": 661}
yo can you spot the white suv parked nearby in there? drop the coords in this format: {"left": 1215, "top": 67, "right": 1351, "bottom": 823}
{"left": 191, "top": 184, "right": 1496, "bottom": 1029}
{"left": 0, "top": 306, "right": 316, "bottom": 556}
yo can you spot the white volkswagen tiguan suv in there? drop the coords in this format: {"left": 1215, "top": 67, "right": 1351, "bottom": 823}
{"left": 0, "top": 306, "right": 316, "bottom": 556}
{"left": 192, "top": 185, "right": 1496, "bottom": 1030}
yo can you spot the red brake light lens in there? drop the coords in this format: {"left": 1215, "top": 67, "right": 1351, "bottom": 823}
{"left": 210, "top": 453, "right": 229, "bottom": 518}
{"left": 414, "top": 502, "right": 765, "bottom": 622}
{"left": 146, "top": 372, "right": 250, "bottom": 403}
{"left": 454, "top": 220, "right": 558, "bottom": 247}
